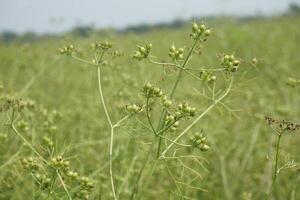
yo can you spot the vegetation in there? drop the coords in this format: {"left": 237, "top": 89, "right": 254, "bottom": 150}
{"left": 0, "top": 16, "right": 299, "bottom": 200}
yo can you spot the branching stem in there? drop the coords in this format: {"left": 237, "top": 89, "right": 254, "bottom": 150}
{"left": 272, "top": 132, "right": 282, "bottom": 187}
{"left": 161, "top": 77, "right": 233, "bottom": 157}
{"left": 156, "top": 37, "right": 201, "bottom": 157}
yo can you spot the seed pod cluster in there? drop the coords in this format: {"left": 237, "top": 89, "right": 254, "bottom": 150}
{"left": 221, "top": 54, "right": 240, "bottom": 72}
{"left": 0, "top": 95, "right": 35, "bottom": 113}
{"left": 190, "top": 132, "right": 210, "bottom": 151}
{"left": 35, "top": 174, "right": 51, "bottom": 190}
{"left": 161, "top": 95, "right": 172, "bottom": 108}
{"left": 21, "top": 157, "right": 41, "bottom": 171}
{"left": 286, "top": 77, "right": 300, "bottom": 87}
{"left": 265, "top": 116, "right": 300, "bottom": 132}
{"left": 177, "top": 102, "right": 196, "bottom": 118}
{"left": 143, "top": 82, "right": 163, "bottom": 98}
{"left": 92, "top": 41, "right": 112, "bottom": 51}
{"left": 190, "top": 22, "right": 211, "bottom": 40}
{"left": 126, "top": 104, "right": 143, "bottom": 113}
{"left": 133, "top": 43, "right": 152, "bottom": 60}
{"left": 59, "top": 45, "right": 75, "bottom": 55}
{"left": 165, "top": 102, "right": 196, "bottom": 124}
{"left": 42, "top": 136, "right": 54, "bottom": 149}
{"left": 199, "top": 71, "right": 216, "bottom": 83}
{"left": 51, "top": 155, "right": 70, "bottom": 171}
{"left": 169, "top": 45, "right": 184, "bottom": 61}
{"left": 76, "top": 176, "right": 95, "bottom": 200}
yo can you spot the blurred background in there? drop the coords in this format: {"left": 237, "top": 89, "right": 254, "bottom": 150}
{"left": 1, "top": 1, "right": 300, "bottom": 199}
{"left": 1, "top": 0, "right": 300, "bottom": 38}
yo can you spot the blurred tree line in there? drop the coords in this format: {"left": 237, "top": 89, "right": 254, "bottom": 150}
{"left": 1, "top": 3, "right": 300, "bottom": 43}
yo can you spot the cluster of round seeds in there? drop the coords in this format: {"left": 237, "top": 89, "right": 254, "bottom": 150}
{"left": 165, "top": 102, "right": 196, "bottom": 123}
{"left": 17, "top": 120, "right": 29, "bottom": 132}
{"left": 76, "top": 176, "right": 94, "bottom": 200}
{"left": 161, "top": 95, "right": 172, "bottom": 108}
{"left": 221, "top": 54, "right": 240, "bottom": 72}
{"left": 177, "top": 102, "right": 196, "bottom": 118}
{"left": 165, "top": 114, "right": 175, "bottom": 124}
{"left": 133, "top": 43, "right": 152, "bottom": 60}
{"left": 34, "top": 174, "right": 51, "bottom": 190}
{"left": 51, "top": 156, "right": 70, "bottom": 171}
{"left": 190, "top": 22, "right": 211, "bottom": 40}
{"left": 66, "top": 170, "right": 79, "bottom": 179}
{"left": 199, "top": 71, "right": 216, "bottom": 83}
{"left": 42, "top": 136, "right": 54, "bottom": 149}
{"left": 0, "top": 95, "right": 34, "bottom": 113}
{"left": 126, "top": 104, "right": 143, "bottom": 114}
{"left": 169, "top": 45, "right": 184, "bottom": 61}
{"left": 286, "top": 77, "right": 300, "bottom": 87}
{"left": 163, "top": 102, "right": 196, "bottom": 134}
{"left": 91, "top": 41, "right": 112, "bottom": 51}
{"left": 59, "top": 45, "right": 75, "bottom": 55}
{"left": 169, "top": 121, "right": 180, "bottom": 133}
{"left": 21, "top": 157, "right": 40, "bottom": 171}
{"left": 143, "top": 82, "right": 163, "bottom": 98}
{"left": 190, "top": 132, "right": 210, "bottom": 151}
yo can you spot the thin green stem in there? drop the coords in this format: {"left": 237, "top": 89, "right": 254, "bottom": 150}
{"left": 97, "top": 65, "right": 117, "bottom": 200}
{"left": 161, "top": 77, "right": 233, "bottom": 157}
{"left": 72, "top": 50, "right": 132, "bottom": 199}
{"left": 10, "top": 119, "right": 73, "bottom": 199}
{"left": 97, "top": 66, "right": 113, "bottom": 127}
{"left": 156, "top": 37, "right": 201, "bottom": 158}
{"left": 11, "top": 124, "right": 48, "bottom": 163}
{"left": 129, "top": 142, "right": 155, "bottom": 200}
{"left": 272, "top": 133, "right": 282, "bottom": 186}
{"left": 146, "top": 97, "right": 156, "bottom": 135}
{"left": 56, "top": 170, "right": 72, "bottom": 200}
{"left": 156, "top": 119, "right": 180, "bottom": 136}
{"left": 71, "top": 55, "right": 96, "bottom": 66}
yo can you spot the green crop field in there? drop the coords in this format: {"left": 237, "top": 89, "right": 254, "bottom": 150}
{"left": 0, "top": 16, "right": 299, "bottom": 200}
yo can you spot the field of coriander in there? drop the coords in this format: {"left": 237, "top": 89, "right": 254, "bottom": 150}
{"left": 0, "top": 16, "right": 300, "bottom": 200}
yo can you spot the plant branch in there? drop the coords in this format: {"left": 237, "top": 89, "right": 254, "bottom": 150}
{"left": 161, "top": 77, "right": 233, "bottom": 157}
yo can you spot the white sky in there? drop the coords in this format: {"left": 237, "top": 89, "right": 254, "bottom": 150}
{"left": 0, "top": 0, "right": 299, "bottom": 33}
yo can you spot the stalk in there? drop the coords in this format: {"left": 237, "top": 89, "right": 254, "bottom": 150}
{"left": 156, "top": 37, "right": 201, "bottom": 158}
{"left": 97, "top": 66, "right": 117, "bottom": 200}
{"left": 272, "top": 133, "right": 282, "bottom": 187}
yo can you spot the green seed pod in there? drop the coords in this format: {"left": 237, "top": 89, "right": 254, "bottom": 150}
{"left": 173, "top": 121, "right": 179, "bottom": 128}
{"left": 224, "top": 55, "right": 230, "bottom": 62}
{"left": 204, "top": 29, "right": 211, "bottom": 37}
{"left": 200, "top": 144, "right": 210, "bottom": 151}
{"left": 163, "top": 100, "right": 172, "bottom": 107}
{"left": 199, "top": 24, "right": 206, "bottom": 31}
{"left": 169, "top": 45, "right": 176, "bottom": 53}
{"left": 139, "top": 47, "right": 146, "bottom": 54}
{"left": 228, "top": 55, "right": 235, "bottom": 62}
{"left": 146, "top": 43, "right": 152, "bottom": 50}
{"left": 169, "top": 52, "right": 175, "bottom": 58}
{"left": 189, "top": 107, "right": 196, "bottom": 117}
{"left": 190, "top": 33, "right": 197, "bottom": 39}
{"left": 192, "top": 23, "right": 198, "bottom": 32}
{"left": 178, "top": 48, "right": 184, "bottom": 54}
{"left": 134, "top": 51, "right": 142, "bottom": 58}
{"left": 178, "top": 54, "right": 184, "bottom": 60}
{"left": 166, "top": 115, "right": 175, "bottom": 123}
{"left": 178, "top": 103, "right": 183, "bottom": 110}
{"left": 175, "top": 111, "right": 182, "bottom": 119}
{"left": 233, "top": 60, "right": 240, "bottom": 66}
